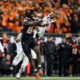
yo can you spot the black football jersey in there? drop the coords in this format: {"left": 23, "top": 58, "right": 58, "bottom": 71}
{"left": 21, "top": 17, "right": 43, "bottom": 42}
{"left": 21, "top": 17, "right": 34, "bottom": 42}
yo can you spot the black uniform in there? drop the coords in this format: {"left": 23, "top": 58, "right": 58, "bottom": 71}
{"left": 21, "top": 17, "right": 42, "bottom": 56}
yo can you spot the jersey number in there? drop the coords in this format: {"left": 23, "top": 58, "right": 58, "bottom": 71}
{"left": 26, "top": 27, "right": 33, "bottom": 34}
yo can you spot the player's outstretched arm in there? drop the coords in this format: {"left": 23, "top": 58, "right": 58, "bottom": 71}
{"left": 24, "top": 20, "right": 42, "bottom": 27}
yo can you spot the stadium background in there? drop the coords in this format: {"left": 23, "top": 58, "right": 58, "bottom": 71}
{"left": 0, "top": 0, "right": 80, "bottom": 80}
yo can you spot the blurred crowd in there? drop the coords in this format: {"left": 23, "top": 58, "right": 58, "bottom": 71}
{"left": 0, "top": 33, "right": 80, "bottom": 77}
{"left": 0, "top": 0, "right": 80, "bottom": 33}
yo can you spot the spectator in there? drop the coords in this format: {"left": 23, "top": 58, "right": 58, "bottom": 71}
{"left": 2, "top": 33, "right": 9, "bottom": 56}
{"left": 72, "top": 43, "right": 78, "bottom": 76}
{"left": 0, "top": 54, "right": 12, "bottom": 76}
{"left": 58, "top": 38, "right": 72, "bottom": 76}
{"left": 44, "top": 37, "right": 56, "bottom": 76}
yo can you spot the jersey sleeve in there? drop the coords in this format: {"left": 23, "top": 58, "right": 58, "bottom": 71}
{"left": 23, "top": 19, "right": 42, "bottom": 27}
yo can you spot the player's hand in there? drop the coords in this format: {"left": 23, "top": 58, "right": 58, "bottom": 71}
{"left": 50, "top": 18, "right": 56, "bottom": 23}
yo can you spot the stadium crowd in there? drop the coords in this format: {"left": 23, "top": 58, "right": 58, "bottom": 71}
{"left": 0, "top": 0, "right": 80, "bottom": 77}
{"left": 0, "top": 0, "right": 80, "bottom": 33}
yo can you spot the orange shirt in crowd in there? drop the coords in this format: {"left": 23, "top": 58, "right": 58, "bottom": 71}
{"left": 13, "top": 21, "right": 22, "bottom": 33}
{"left": 7, "top": 12, "right": 15, "bottom": 30}
{"left": 14, "top": 25, "right": 22, "bottom": 33}
{"left": 2, "top": 14, "right": 8, "bottom": 27}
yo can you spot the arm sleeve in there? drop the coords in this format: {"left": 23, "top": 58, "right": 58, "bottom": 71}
{"left": 24, "top": 20, "right": 42, "bottom": 27}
